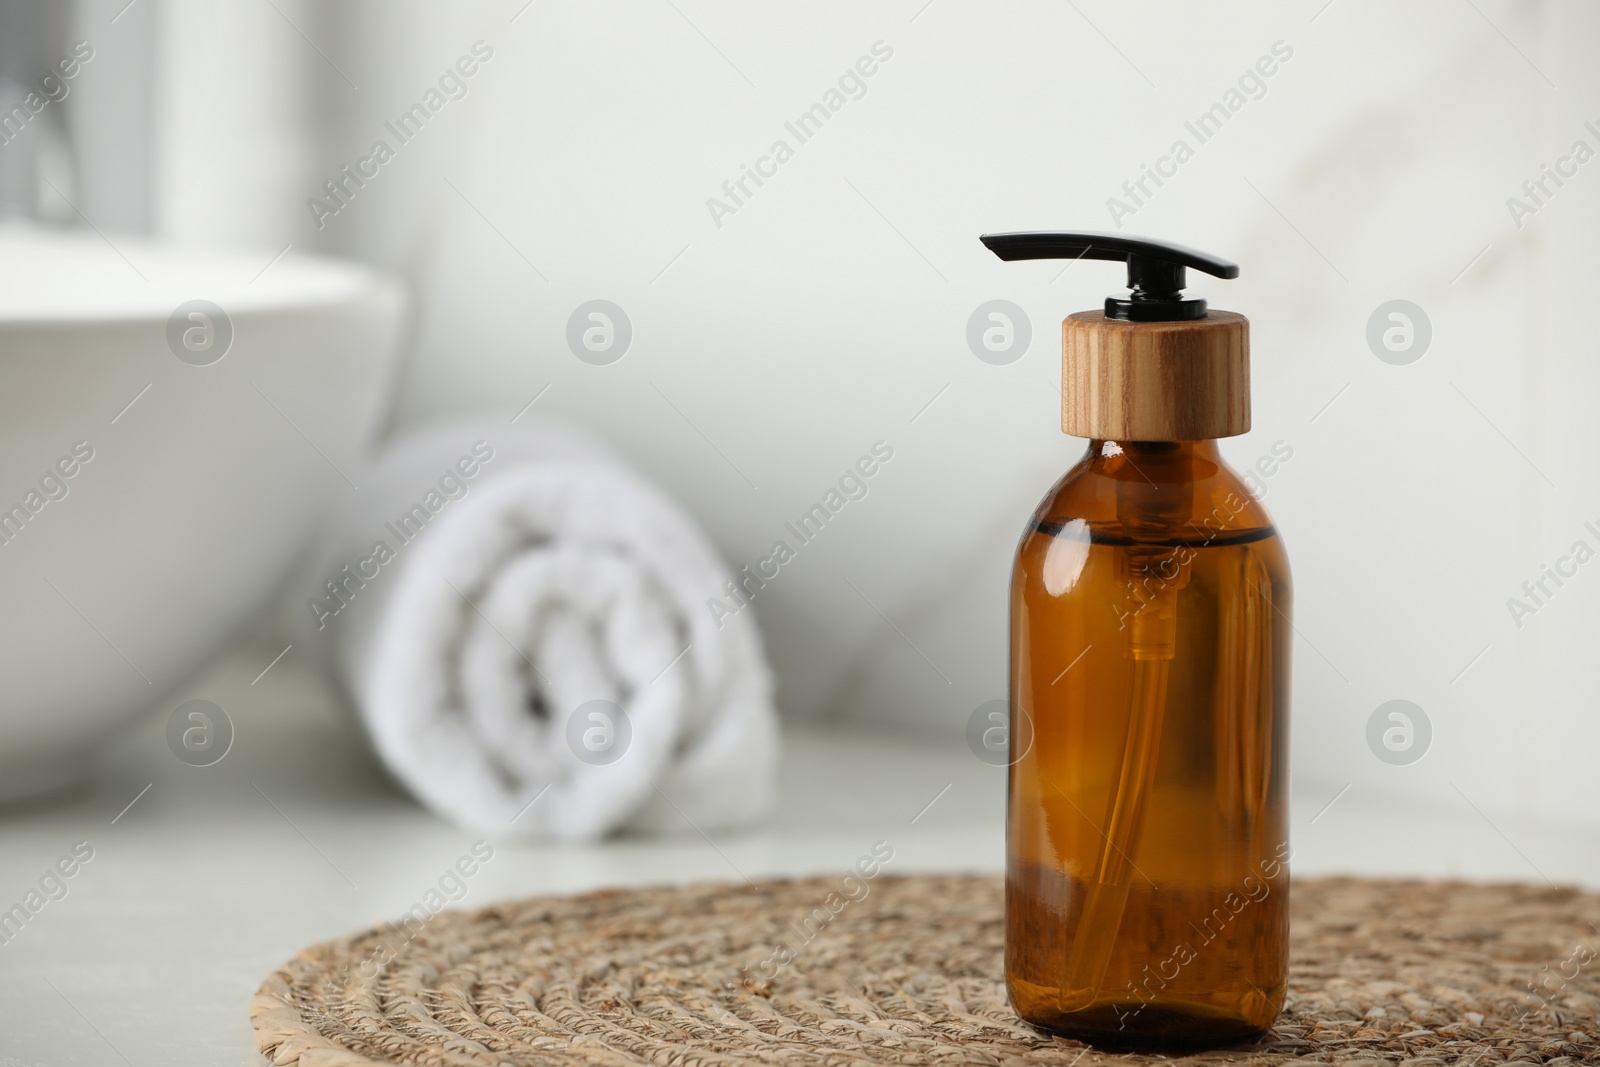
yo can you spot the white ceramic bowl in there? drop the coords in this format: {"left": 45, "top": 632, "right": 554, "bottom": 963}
{"left": 0, "top": 226, "right": 401, "bottom": 801}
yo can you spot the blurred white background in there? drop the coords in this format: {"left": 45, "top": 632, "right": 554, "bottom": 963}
{"left": 2, "top": 0, "right": 1595, "bottom": 833}
{"left": 145, "top": 0, "right": 1596, "bottom": 836}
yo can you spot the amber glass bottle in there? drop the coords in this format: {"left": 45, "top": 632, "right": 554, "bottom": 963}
{"left": 981, "top": 231, "right": 1292, "bottom": 1048}
{"left": 1007, "top": 439, "right": 1290, "bottom": 1046}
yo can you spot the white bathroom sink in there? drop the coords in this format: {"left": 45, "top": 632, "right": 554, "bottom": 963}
{"left": 0, "top": 226, "right": 401, "bottom": 801}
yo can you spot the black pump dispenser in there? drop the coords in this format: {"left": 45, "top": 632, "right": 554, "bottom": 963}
{"left": 979, "top": 230, "right": 1239, "bottom": 322}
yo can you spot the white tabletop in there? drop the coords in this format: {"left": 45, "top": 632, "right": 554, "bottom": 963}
{"left": 0, "top": 636, "right": 1592, "bottom": 1065}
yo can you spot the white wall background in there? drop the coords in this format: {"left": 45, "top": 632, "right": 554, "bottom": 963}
{"left": 153, "top": 0, "right": 317, "bottom": 244}
{"left": 150, "top": 0, "right": 1600, "bottom": 839}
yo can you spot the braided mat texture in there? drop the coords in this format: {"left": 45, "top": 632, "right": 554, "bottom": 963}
{"left": 252, "top": 874, "right": 1600, "bottom": 1067}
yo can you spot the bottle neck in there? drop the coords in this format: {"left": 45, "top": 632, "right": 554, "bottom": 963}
{"left": 1085, "top": 441, "right": 1221, "bottom": 538}
{"left": 1086, "top": 439, "right": 1222, "bottom": 471}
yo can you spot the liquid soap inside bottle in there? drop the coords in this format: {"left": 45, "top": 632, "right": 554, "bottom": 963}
{"left": 1006, "top": 439, "right": 1291, "bottom": 1048}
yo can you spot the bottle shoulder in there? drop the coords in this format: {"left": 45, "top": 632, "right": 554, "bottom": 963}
{"left": 1026, "top": 449, "right": 1281, "bottom": 547}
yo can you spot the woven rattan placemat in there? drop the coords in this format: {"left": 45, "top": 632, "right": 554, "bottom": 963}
{"left": 252, "top": 874, "right": 1599, "bottom": 1066}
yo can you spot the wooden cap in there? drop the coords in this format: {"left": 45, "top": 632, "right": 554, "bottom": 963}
{"left": 1061, "top": 310, "right": 1250, "bottom": 440}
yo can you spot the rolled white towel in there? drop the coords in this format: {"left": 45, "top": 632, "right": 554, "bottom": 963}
{"left": 288, "top": 418, "right": 779, "bottom": 841}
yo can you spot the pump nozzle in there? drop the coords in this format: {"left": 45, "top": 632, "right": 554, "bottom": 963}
{"left": 978, "top": 229, "right": 1250, "bottom": 440}
{"left": 980, "top": 230, "right": 1238, "bottom": 322}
